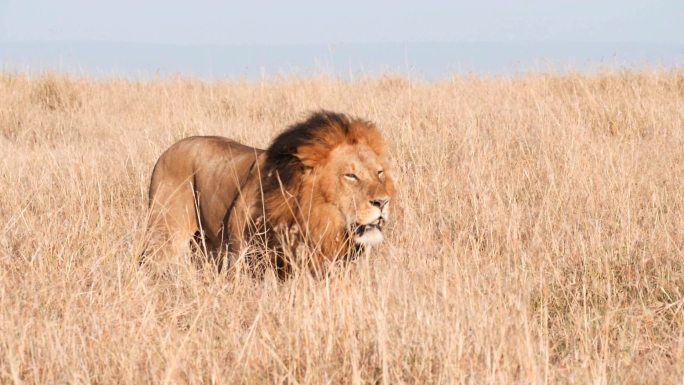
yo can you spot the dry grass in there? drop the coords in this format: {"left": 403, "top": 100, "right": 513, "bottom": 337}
{"left": 1, "top": 70, "right": 683, "bottom": 384}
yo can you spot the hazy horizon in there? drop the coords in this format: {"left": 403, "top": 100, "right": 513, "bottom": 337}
{"left": 2, "top": 40, "right": 683, "bottom": 80}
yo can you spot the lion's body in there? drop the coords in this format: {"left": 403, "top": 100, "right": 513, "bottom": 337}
{"left": 144, "top": 111, "right": 395, "bottom": 271}
{"left": 147, "top": 136, "right": 265, "bottom": 257}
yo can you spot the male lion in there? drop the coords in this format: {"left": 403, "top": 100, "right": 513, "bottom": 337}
{"left": 144, "top": 111, "right": 395, "bottom": 272}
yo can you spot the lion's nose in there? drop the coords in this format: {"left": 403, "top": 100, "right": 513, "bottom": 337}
{"left": 370, "top": 198, "right": 389, "bottom": 209}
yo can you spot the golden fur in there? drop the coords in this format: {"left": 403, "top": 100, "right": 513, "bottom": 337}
{"left": 144, "top": 111, "right": 395, "bottom": 271}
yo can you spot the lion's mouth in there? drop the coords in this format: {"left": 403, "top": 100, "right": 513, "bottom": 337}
{"left": 353, "top": 217, "right": 385, "bottom": 236}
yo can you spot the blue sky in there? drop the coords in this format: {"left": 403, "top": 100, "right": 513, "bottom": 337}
{"left": 2, "top": 0, "right": 683, "bottom": 44}
{"left": 1, "top": 1, "right": 683, "bottom": 78}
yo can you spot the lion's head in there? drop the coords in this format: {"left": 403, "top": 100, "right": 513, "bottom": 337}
{"left": 262, "top": 111, "right": 395, "bottom": 259}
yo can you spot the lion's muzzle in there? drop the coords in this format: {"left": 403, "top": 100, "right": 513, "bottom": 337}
{"left": 352, "top": 204, "right": 389, "bottom": 246}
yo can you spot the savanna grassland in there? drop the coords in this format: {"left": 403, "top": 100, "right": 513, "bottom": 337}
{"left": 1, "top": 70, "right": 683, "bottom": 384}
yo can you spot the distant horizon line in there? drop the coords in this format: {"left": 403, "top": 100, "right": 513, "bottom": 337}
{"left": 2, "top": 39, "right": 681, "bottom": 81}
{"left": 3, "top": 39, "right": 684, "bottom": 47}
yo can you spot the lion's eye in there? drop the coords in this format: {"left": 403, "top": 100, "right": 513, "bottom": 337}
{"left": 378, "top": 170, "right": 384, "bottom": 176}
{"left": 344, "top": 173, "right": 359, "bottom": 181}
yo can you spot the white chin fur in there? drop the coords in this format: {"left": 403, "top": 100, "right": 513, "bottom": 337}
{"left": 354, "top": 228, "right": 384, "bottom": 246}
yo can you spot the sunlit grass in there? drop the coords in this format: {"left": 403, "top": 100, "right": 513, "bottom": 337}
{"left": 1, "top": 70, "right": 683, "bottom": 384}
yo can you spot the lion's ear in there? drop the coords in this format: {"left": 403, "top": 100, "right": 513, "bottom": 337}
{"left": 295, "top": 144, "right": 327, "bottom": 168}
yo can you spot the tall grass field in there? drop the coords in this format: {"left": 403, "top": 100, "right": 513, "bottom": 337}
{"left": 1, "top": 71, "right": 683, "bottom": 384}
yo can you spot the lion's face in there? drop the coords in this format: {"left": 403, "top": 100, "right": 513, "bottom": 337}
{"left": 317, "top": 143, "right": 395, "bottom": 246}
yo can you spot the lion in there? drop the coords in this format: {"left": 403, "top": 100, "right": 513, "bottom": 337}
{"left": 143, "top": 111, "right": 395, "bottom": 273}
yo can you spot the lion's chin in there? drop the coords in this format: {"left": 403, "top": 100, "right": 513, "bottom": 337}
{"left": 353, "top": 225, "right": 384, "bottom": 246}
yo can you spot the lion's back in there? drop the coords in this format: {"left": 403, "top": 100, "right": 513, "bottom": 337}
{"left": 149, "top": 136, "right": 261, "bottom": 202}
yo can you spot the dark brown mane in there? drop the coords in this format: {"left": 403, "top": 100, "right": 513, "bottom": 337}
{"left": 264, "top": 111, "right": 347, "bottom": 189}
{"left": 263, "top": 110, "right": 382, "bottom": 191}
{"left": 261, "top": 110, "right": 385, "bottom": 227}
